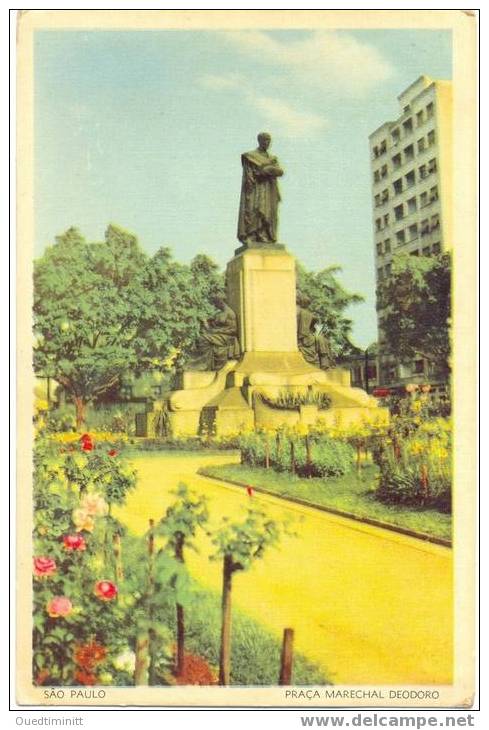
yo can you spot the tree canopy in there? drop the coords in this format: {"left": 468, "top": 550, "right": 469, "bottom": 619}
{"left": 376, "top": 252, "right": 451, "bottom": 374}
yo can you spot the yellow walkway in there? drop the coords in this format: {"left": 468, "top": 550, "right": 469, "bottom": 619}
{"left": 115, "top": 451, "right": 453, "bottom": 685}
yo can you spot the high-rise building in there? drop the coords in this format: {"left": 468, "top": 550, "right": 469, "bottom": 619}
{"left": 369, "top": 75, "right": 452, "bottom": 389}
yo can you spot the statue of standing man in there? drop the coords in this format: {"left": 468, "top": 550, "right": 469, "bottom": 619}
{"left": 237, "top": 132, "right": 284, "bottom": 246}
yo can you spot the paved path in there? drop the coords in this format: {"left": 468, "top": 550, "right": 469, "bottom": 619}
{"left": 115, "top": 451, "right": 453, "bottom": 685}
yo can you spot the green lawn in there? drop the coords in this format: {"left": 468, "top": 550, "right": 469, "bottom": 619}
{"left": 200, "top": 463, "right": 452, "bottom": 543}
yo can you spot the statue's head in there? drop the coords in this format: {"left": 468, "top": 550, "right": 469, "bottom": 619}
{"left": 257, "top": 132, "right": 271, "bottom": 151}
{"left": 210, "top": 293, "right": 226, "bottom": 311}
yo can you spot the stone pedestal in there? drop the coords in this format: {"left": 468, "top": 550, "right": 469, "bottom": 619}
{"left": 136, "top": 244, "right": 388, "bottom": 438}
{"left": 226, "top": 249, "right": 297, "bottom": 354}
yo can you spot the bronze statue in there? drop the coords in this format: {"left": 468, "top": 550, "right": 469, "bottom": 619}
{"left": 296, "top": 293, "right": 335, "bottom": 370}
{"left": 188, "top": 296, "right": 240, "bottom": 371}
{"left": 237, "top": 132, "right": 284, "bottom": 245}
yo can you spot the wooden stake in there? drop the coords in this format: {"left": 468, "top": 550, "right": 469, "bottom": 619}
{"left": 147, "top": 519, "right": 157, "bottom": 686}
{"left": 279, "top": 628, "right": 294, "bottom": 685}
{"left": 219, "top": 554, "right": 233, "bottom": 686}
{"left": 113, "top": 532, "right": 124, "bottom": 582}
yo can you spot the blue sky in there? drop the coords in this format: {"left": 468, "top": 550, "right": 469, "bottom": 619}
{"left": 34, "top": 29, "right": 452, "bottom": 347}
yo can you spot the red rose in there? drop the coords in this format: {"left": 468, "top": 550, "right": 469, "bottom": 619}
{"left": 63, "top": 534, "right": 87, "bottom": 551}
{"left": 33, "top": 556, "right": 57, "bottom": 578}
{"left": 74, "top": 669, "right": 97, "bottom": 686}
{"left": 246, "top": 486, "right": 254, "bottom": 497}
{"left": 108, "top": 449, "right": 118, "bottom": 457}
{"left": 80, "top": 433, "right": 92, "bottom": 443}
{"left": 81, "top": 440, "right": 94, "bottom": 452}
{"left": 46, "top": 596, "right": 73, "bottom": 618}
{"left": 94, "top": 580, "right": 118, "bottom": 601}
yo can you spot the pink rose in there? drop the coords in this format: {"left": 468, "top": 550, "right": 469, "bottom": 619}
{"left": 46, "top": 596, "right": 73, "bottom": 618}
{"left": 33, "top": 557, "right": 57, "bottom": 578}
{"left": 63, "top": 534, "right": 87, "bottom": 551}
{"left": 94, "top": 580, "right": 118, "bottom": 601}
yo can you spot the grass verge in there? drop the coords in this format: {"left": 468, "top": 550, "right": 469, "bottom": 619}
{"left": 199, "top": 463, "right": 452, "bottom": 543}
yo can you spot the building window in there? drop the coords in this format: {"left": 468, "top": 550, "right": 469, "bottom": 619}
{"left": 420, "top": 191, "right": 429, "bottom": 208}
{"left": 431, "top": 214, "right": 440, "bottom": 230}
{"left": 430, "top": 185, "right": 439, "bottom": 202}
{"left": 416, "top": 110, "right": 424, "bottom": 127}
{"left": 383, "top": 213, "right": 389, "bottom": 227}
{"left": 432, "top": 241, "right": 441, "bottom": 254}
{"left": 376, "top": 242, "right": 383, "bottom": 255}
{"left": 375, "top": 218, "right": 382, "bottom": 232}
{"left": 393, "top": 178, "right": 403, "bottom": 195}
{"left": 374, "top": 170, "right": 380, "bottom": 183}
{"left": 375, "top": 193, "right": 381, "bottom": 207}
{"left": 407, "top": 196, "right": 417, "bottom": 214}
{"left": 373, "top": 146, "right": 379, "bottom": 159}
{"left": 420, "top": 219, "right": 430, "bottom": 236}
{"left": 384, "top": 239, "right": 391, "bottom": 253}
{"left": 428, "top": 157, "right": 437, "bottom": 174}
{"left": 391, "top": 128, "right": 400, "bottom": 145}
{"left": 381, "top": 164, "right": 388, "bottom": 178}
{"left": 403, "top": 105, "right": 411, "bottom": 114}
{"left": 396, "top": 230, "right": 405, "bottom": 245}
{"left": 381, "top": 189, "right": 389, "bottom": 204}
{"left": 408, "top": 223, "right": 418, "bottom": 240}
{"left": 417, "top": 137, "right": 426, "bottom": 153}
{"left": 385, "top": 263, "right": 392, "bottom": 276}
{"left": 427, "top": 129, "right": 436, "bottom": 146}
{"left": 402, "top": 117, "right": 413, "bottom": 135}
{"left": 394, "top": 204, "right": 404, "bottom": 221}
{"left": 392, "top": 153, "right": 402, "bottom": 169}
{"left": 379, "top": 140, "right": 387, "bottom": 155}
{"left": 367, "top": 365, "right": 377, "bottom": 380}
{"left": 426, "top": 102, "right": 434, "bottom": 118}
{"left": 404, "top": 144, "right": 414, "bottom": 161}
{"left": 419, "top": 164, "right": 428, "bottom": 180}
{"left": 422, "top": 246, "right": 431, "bottom": 255}
{"left": 414, "top": 359, "right": 425, "bottom": 374}
{"left": 405, "top": 170, "right": 415, "bottom": 188}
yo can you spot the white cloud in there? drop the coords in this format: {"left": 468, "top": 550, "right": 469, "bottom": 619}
{"left": 222, "top": 30, "right": 395, "bottom": 96}
{"left": 198, "top": 73, "right": 327, "bottom": 137}
{"left": 249, "top": 93, "right": 327, "bottom": 136}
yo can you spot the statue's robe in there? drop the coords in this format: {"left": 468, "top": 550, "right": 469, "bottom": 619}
{"left": 191, "top": 304, "right": 241, "bottom": 371}
{"left": 297, "top": 306, "right": 335, "bottom": 370}
{"left": 237, "top": 149, "right": 283, "bottom": 244}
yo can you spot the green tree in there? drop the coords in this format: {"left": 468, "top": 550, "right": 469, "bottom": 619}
{"left": 296, "top": 262, "right": 363, "bottom": 358}
{"left": 34, "top": 225, "right": 147, "bottom": 428}
{"left": 134, "top": 250, "right": 225, "bottom": 373}
{"left": 210, "top": 508, "right": 288, "bottom": 685}
{"left": 377, "top": 253, "right": 451, "bottom": 376}
{"left": 156, "top": 483, "right": 209, "bottom": 676}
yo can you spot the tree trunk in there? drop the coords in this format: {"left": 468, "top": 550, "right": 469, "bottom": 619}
{"left": 134, "top": 633, "right": 149, "bottom": 686}
{"left": 147, "top": 519, "right": 157, "bottom": 686}
{"left": 174, "top": 533, "right": 185, "bottom": 676}
{"left": 73, "top": 396, "right": 86, "bottom": 431}
{"left": 113, "top": 532, "right": 124, "bottom": 582}
{"left": 219, "top": 554, "right": 234, "bottom": 686}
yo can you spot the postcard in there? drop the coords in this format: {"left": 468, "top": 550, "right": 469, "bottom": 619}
{"left": 16, "top": 9, "right": 477, "bottom": 708}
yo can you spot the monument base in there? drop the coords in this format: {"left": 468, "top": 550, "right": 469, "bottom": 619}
{"left": 140, "top": 353, "right": 387, "bottom": 438}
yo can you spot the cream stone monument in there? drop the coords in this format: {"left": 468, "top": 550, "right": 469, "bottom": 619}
{"left": 137, "top": 133, "right": 387, "bottom": 438}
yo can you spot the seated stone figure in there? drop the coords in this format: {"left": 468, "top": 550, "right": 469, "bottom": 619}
{"left": 188, "top": 296, "right": 241, "bottom": 371}
{"left": 296, "top": 292, "right": 335, "bottom": 370}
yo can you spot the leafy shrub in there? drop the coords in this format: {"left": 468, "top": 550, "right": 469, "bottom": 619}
{"left": 239, "top": 430, "right": 355, "bottom": 478}
{"left": 376, "top": 417, "right": 451, "bottom": 512}
{"left": 258, "top": 390, "right": 332, "bottom": 411}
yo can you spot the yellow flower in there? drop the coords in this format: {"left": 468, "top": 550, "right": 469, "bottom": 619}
{"left": 81, "top": 492, "right": 109, "bottom": 517}
{"left": 72, "top": 508, "right": 95, "bottom": 532}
